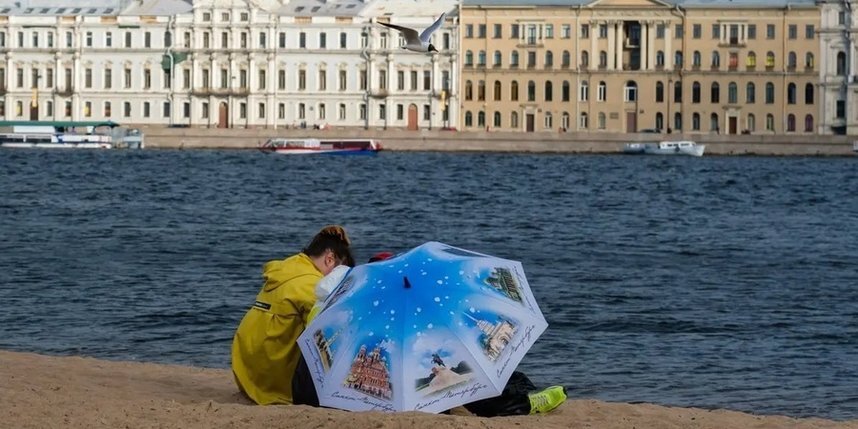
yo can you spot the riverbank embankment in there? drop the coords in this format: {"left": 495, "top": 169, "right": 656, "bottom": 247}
{"left": 136, "top": 125, "right": 857, "bottom": 156}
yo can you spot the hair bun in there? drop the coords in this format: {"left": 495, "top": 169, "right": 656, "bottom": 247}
{"left": 318, "top": 225, "right": 351, "bottom": 246}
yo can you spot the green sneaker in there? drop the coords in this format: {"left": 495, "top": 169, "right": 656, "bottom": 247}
{"left": 528, "top": 385, "right": 567, "bottom": 414}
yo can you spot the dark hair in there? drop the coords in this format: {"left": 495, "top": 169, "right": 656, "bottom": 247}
{"left": 303, "top": 225, "right": 355, "bottom": 267}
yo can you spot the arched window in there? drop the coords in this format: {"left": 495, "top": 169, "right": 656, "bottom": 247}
{"left": 766, "top": 113, "right": 775, "bottom": 131}
{"left": 580, "top": 80, "right": 589, "bottom": 101}
{"left": 599, "top": 50, "right": 607, "bottom": 67}
{"left": 747, "top": 113, "right": 756, "bottom": 132}
{"left": 728, "top": 82, "right": 738, "bottom": 104}
{"left": 692, "top": 81, "right": 701, "bottom": 103}
{"left": 564, "top": 50, "right": 573, "bottom": 68}
{"left": 494, "top": 80, "right": 502, "bottom": 101}
{"left": 805, "top": 83, "right": 814, "bottom": 104}
{"left": 578, "top": 112, "right": 587, "bottom": 129}
{"left": 787, "top": 83, "right": 796, "bottom": 104}
{"left": 478, "top": 80, "right": 486, "bottom": 101}
{"left": 464, "top": 111, "right": 473, "bottom": 127}
{"left": 655, "top": 112, "right": 664, "bottom": 130}
{"left": 478, "top": 111, "right": 486, "bottom": 127}
{"left": 656, "top": 50, "right": 665, "bottom": 67}
{"left": 624, "top": 81, "right": 637, "bottom": 102}
{"left": 674, "top": 112, "right": 682, "bottom": 131}
{"left": 511, "top": 51, "right": 520, "bottom": 67}
{"left": 746, "top": 82, "right": 756, "bottom": 103}
{"left": 837, "top": 51, "right": 847, "bottom": 75}
{"left": 562, "top": 80, "right": 571, "bottom": 102}
{"left": 478, "top": 50, "right": 486, "bottom": 66}
{"left": 710, "top": 113, "right": 719, "bottom": 132}
{"left": 544, "top": 81, "right": 553, "bottom": 101}
{"left": 805, "top": 52, "right": 814, "bottom": 69}
{"left": 527, "top": 80, "right": 536, "bottom": 101}
{"left": 804, "top": 114, "right": 814, "bottom": 132}
{"left": 766, "top": 51, "right": 775, "bottom": 68}
{"left": 656, "top": 82, "right": 664, "bottom": 103}
{"left": 765, "top": 82, "right": 775, "bottom": 104}
{"left": 510, "top": 81, "right": 519, "bottom": 101}
{"left": 787, "top": 114, "right": 795, "bottom": 132}
{"left": 711, "top": 51, "right": 720, "bottom": 68}
{"left": 693, "top": 50, "right": 701, "bottom": 67}
{"left": 675, "top": 50, "right": 683, "bottom": 66}
{"left": 598, "top": 112, "right": 606, "bottom": 129}
{"left": 545, "top": 112, "right": 553, "bottom": 129}
{"left": 674, "top": 81, "right": 682, "bottom": 102}
{"left": 692, "top": 112, "right": 700, "bottom": 130}
{"left": 465, "top": 80, "right": 473, "bottom": 100}
{"left": 493, "top": 50, "right": 502, "bottom": 66}
{"left": 465, "top": 50, "right": 473, "bottom": 66}
{"left": 493, "top": 111, "right": 502, "bottom": 128}
{"left": 788, "top": 51, "right": 797, "bottom": 68}
{"left": 597, "top": 81, "right": 606, "bottom": 101}
{"left": 561, "top": 112, "right": 570, "bottom": 130}
{"left": 710, "top": 82, "right": 720, "bottom": 103}
{"left": 545, "top": 51, "right": 554, "bottom": 68}
{"left": 747, "top": 51, "right": 756, "bottom": 68}
{"left": 511, "top": 111, "right": 519, "bottom": 128}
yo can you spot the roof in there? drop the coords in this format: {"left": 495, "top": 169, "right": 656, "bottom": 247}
{"left": 121, "top": 0, "right": 192, "bottom": 15}
{"left": 462, "top": 0, "right": 817, "bottom": 7}
{"left": 275, "top": 0, "right": 368, "bottom": 17}
{"left": 0, "top": 0, "right": 124, "bottom": 15}
{"left": 0, "top": 120, "right": 122, "bottom": 128}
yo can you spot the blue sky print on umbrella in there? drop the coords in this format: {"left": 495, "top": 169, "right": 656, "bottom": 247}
{"left": 344, "top": 339, "right": 394, "bottom": 400}
{"left": 322, "top": 274, "right": 356, "bottom": 312}
{"left": 462, "top": 310, "right": 517, "bottom": 362}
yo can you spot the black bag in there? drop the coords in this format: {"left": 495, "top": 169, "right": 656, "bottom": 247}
{"left": 462, "top": 371, "right": 536, "bottom": 417}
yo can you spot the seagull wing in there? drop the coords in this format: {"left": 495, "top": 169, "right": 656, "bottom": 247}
{"left": 419, "top": 12, "right": 447, "bottom": 43}
{"left": 378, "top": 21, "right": 420, "bottom": 43}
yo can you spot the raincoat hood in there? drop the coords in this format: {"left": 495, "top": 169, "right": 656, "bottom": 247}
{"left": 261, "top": 253, "right": 321, "bottom": 292}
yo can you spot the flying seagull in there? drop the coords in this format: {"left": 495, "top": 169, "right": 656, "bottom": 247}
{"left": 378, "top": 12, "right": 446, "bottom": 53}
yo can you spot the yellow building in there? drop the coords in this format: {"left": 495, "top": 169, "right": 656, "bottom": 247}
{"left": 459, "top": 0, "right": 820, "bottom": 135}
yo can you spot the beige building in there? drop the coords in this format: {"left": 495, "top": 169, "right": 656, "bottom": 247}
{"left": 459, "top": 0, "right": 820, "bottom": 135}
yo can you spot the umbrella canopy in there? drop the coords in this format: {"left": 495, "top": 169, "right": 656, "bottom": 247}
{"left": 297, "top": 241, "right": 548, "bottom": 413}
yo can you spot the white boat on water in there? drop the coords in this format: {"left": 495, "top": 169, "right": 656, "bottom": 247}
{"left": 259, "top": 138, "right": 382, "bottom": 155}
{"left": 624, "top": 140, "right": 705, "bottom": 157}
{"left": 0, "top": 121, "right": 144, "bottom": 149}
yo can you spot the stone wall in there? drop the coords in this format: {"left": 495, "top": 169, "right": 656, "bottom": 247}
{"left": 136, "top": 125, "right": 857, "bottom": 156}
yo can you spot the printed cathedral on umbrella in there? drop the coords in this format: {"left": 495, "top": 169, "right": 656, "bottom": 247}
{"left": 297, "top": 242, "right": 548, "bottom": 413}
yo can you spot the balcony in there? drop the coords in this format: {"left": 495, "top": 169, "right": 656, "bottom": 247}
{"left": 54, "top": 87, "right": 74, "bottom": 97}
{"left": 368, "top": 89, "right": 389, "bottom": 98}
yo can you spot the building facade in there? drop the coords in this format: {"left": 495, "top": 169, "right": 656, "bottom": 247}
{"left": 0, "top": 0, "right": 459, "bottom": 129}
{"left": 460, "top": 0, "right": 822, "bottom": 135}
{"left": 817, "top": 0, "right": 857, "bottom": 134}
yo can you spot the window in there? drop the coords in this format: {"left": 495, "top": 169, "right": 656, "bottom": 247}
{"left": 837, "top": 52, "right": 847, "bottom": 75}
{"left": 298, "top": 70, "right": 306, "bottom": 90}
{"left": 66, "top": 31, "right": 73, "bottom": 48}
{"left": 299, "top": 32, "right": 306, "bottom": 48}
{"left": 465, "top": 80, "right": 473, "bottom": 101}
{"left": 527, "top": 80, "right": 535, "bottom": 101}
{"left": 693, "top": 51, "right": 701, "bottom": 67}
{"left": 544, "top": 81, "right": 553, "bottom": 101}
{"left": 478, "top": 24, "right": 486, "bottom": 38}
{"left": 656, "top": 24, "right": 665, "bottom": 39}
{"left": 711, "top": 51, "right": 720, "bottom": 68}
{"left": 787, "top": 114, "right": 795, "bottom": 132}
{"left": 599, "top": 51, "right": 607, "bottom": 68}
{"left": 510, "top": 81, "right": 519, "bottom": 101}
{"left": 729, "top": 52, "right": 738, "bottom": 69}
{"left": 674, "top": 112, "right": 682, "bottom": 131}
{"left": 728, "top": 82, "right": 738, "bottom": 104}
{"left": 527, "top": 51, "right": 536, "bottom": 68}
{"left": 562, "top": 81, "right": 570, "bottom": 102}
{"left": 748, "top": 25, "right": 756, "bottom": 40}
{"left": 545, "top": 24, "right": 553, "bottom": 39}
{"left": 338, "top": 70, "right": 346, "bottom": 91}
{"left": 84, "top": 101, "right": 92, "bottom": 117}
{"left": 693, "top": 24, "right": 701, "bottom": 39}
{"left": 340, "top": 32, "right": 347, "bottom": 49}
{"left": 710, "top": 82, "right": 720, "bottom": 103}
{"left": 692, "top": 82, "right": 701, "bottom": 103}
{"left": 124, "top": 68, "right": 132, "bottom": 88}
{"left": 787, "top": 83, "right": 796, "bottom": 104}
{"left": 545, "top": 51, "right": 553, "bottom": 68}
{"left": 123, "top": 101, "right": 131, "bottom": 117}
{"left": 144, "top": 32, "right": 151, "bottom": 48}
{"left": 494, "top": 51, "right": 502, "bottom": 66}
{"left": 674, "top": 81, "right": 682, "bottom": 103}
{"left": 478, "top": 111, "right": 485, "bottom": 127}
{"left": 836, "top": 100, "right": 846, "bottom": 118}
{"left": 493, "top": 80, "right": 502, "bottom": 101}
{"left": 675, "top": 51, "right": 683, "bottom": 66}
{"left": 562, "top": 24, "right": 571, "bottom": 39}
{"left": 317, "top": 103, "right": 324, "bottom": 120}
{"left": 84, "top": 68, "right": 93, "bottom": 88}
{"left": 624, "top": 81, "right": 637, "bottom": 102}
{"left": 143, "top": 102, "right": 151, "bottom": 118}
{"left": 597, "top": 81, "right": 606, "bottom": 101}
{"left": 479, "top": 50, "right": 486, "bottom": 66}
{"left": 710, "top": 113, "right": 719, "bottom": 132}
{"left": 561, "top": 112, "right": 570, "bottom": 131}
{"left": 320, "top": 32, "right": 326, "bottom": 49}
{"left": 598, "top": 112, "right": 606, "bottom": 129}
{"left": 239, "top": 102, "right": 247, "bottom": 119}
{"left": 788, "top": 52, "right": 797, "bottom": 69}
{"left": 746, "top": 82, "right": 755, "bottom": 103}
{"left": 143, "top": 69, "right": 151, "bottom": 89}
{"left": 478, "top": 80, "right": 486, "bottom": 101}
{"left": 511, "top": 112, "right": 518, "bottom": 129}
{"left": 806, "top": 25, "right": 814, "bottom": 39}
{"left": 747, "top": 51, "right": 757, "bottom": 68}
{"left": 317, "top": 69, "right": 326, "bottom": 91}
{"left": 543, "top": 112, "right": 552, "bottom": 129}
{"left": 806, "top": 53, "right": 814, "bottom": 69}
{"left": 712, "top": 24, "right": 720, "bottom": 39}
{"left": 766, "top": 24, "right": 775, "bottom": 39}
{"left": 599, "top": 24, "right": 607, "bottom": 38}
{"left": 804, "top": 115, "right": 814, "bottom": 132}
{"left": 280, "top": 32, "right": 287, "bottom": 48}
{"left": 360, "top": 70, "right": 367, "bottom": 90}
{"left": 298, "top": 103, "right": 306, "bottom": 120}
{"left": 655, "top": 113, "right": 663, "bottom": 131}
{"left": 85, "top": 31, "right": 92, "bottom": 47}
{"left": 805, "top": 83, "right": 814, "bottom": 104}
{"left": 337, "top": 104, "right": 345, "bottom": 121}
{"left": 788, "top": 24, "right": 797, "bottom": 39}
{"left": 494, "top": 111, "right": 502, "bottom": 127}
{"left": 511, "top": 51, "right": 519, "bottom": 67}
{"left": 747, "top": 114, "right": 755, "bottom": 132}
{"left": 656, "top": 51, "right": 665, "bottom": 67}
{"left": 563, "top": 50, "right": 572, "bottom": 68}
{"left": 656, "top": 82, "right": 664, "bottom": 103}
{"left": 580, "top": 81, "right": 589, "bottom": 101}
{"left": 692, "top": 113, "right": 700, "bottom": 130}
{"left": 259, "top": 32, "right": 267, "bottom": 49}
{"left": 465, "top": 50, "right": 473, "bottom": 66}
{"left": 765, "top": 82, "right": 775, "bottom": 104}
{"left": 675, "top": 24, "right": 683, "bottom": 38}
{"left": 464, "top": 111, "right": 473, "bottom": 127}
{"left": 766, "top": 52, "right": 775, "bottom": 68}
{"left": 494, "top": 24, "right": 502, "bottom": 39}
{"left": 465, "top": 24, "right": 473, "bottom": 38}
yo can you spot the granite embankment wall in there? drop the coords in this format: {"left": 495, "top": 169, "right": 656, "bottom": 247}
{"left": 137, "top": 125, "right": 857, "bottom": 156}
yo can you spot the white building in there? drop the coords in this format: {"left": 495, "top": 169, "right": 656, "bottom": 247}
{"left": 817, "top": 0, "right": 857, "bottom": 134}
{"left": 0, "top": 0, "right": 459, "bottom": 130}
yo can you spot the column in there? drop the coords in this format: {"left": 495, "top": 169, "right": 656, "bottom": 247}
{"left": 640, "top": 23, "right": 648, "bottom": 70}
{"left": 607, "top": 21, "right": 615, "bottom": 70}
{"left": 72, "top": 52, "right": 80, "bottom": 121}
{"left": 647, "top": 21, "right": 656, "bottom": 70}
{"left": 616, "top": 22, "right": 624, "bottom": 70}
{"left": 665, "top": 23, "right": 673, "bottom": 69}
{"left": 590, "top": 21, "right": 597, "bottom": 70}
{"left": 268, "top": 52, "right": 276, "bottom": 128}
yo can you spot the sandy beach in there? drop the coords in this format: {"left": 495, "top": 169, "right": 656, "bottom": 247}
{"left": 1, "top": 350, "right": 855, "bottom": 429}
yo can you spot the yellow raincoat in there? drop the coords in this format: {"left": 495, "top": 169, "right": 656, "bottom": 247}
{"left": 231, "top": 253, "right": 321, "bottom": 405}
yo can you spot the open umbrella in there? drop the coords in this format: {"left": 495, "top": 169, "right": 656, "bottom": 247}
{"left": 296, "top": 241, "right": 548, "bottom": 413}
